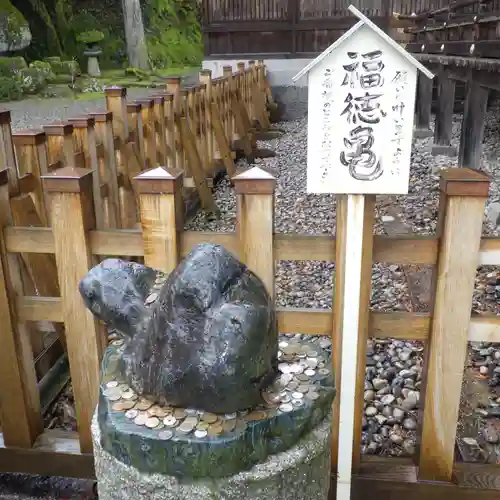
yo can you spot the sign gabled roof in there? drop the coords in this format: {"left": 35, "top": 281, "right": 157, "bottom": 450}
{"left": 292, "top": 5, "right": 434, "bottom": 83}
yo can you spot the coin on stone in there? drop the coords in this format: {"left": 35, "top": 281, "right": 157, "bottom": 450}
{"left": 136, "top": 399, "right": 154, "bottom": 411}
{"left": 318, "top": 368, "right": 330, "bottom": 376}
{"left": 103, "top": 387, "right": 121, "bottom": 399}
{"left": 304, "top": 369, "right": 316, "bottom": 377}
{"left": 196, "top": 422, "right": 209, "bottom": 430}
{"left": 159, "top": 430, "right": 173, "bottom": 440}
{"left": 106, "top": 381, "right": 118, "bottom": 388}
{"left": 278, "top": 363, "right": 292, "bottom": 374}
{"left": 112, "top": 401, "right": 135, "bottom": 412}
{"left": 163, "top": 416, "right": 178, "bottom": 427}
{"left": 280, "top": 393, "right": 291, "bottom": 403}
{"left": 112, "top": 339, "right": 124, "bottom": 346}
{"left": 122, "top": 390, "right": 137, "bottom": 401}
{"left": 134, "top": 413, "right": 148, "bottom": 426}
{"left": 145, "top": 293, "right": 158, "bottom": 305}
{"left": 223, "top": 412, "right": 237, "bottom": 420}
{"left": 289, "top": 364, "right": 303, "bottom": 374}
{"left": 125, "top": 409, "right": 139, "bottom": 420}
{"left": 146, "top": 417, "right": 160, "bottom": 429}
{"left": 297, "top": 384, "right": 310, "bottom": 393}
{"left": 279, "top": 340, "right": 289, "bottom": 349}
{"left": 202, "top": 413, "right": 217, "bottom": 424}
{"left": 245, "top": 410, "right": 267, "bottom": 422}
{"left": 207, "top": 424, "right": 223, "bottom": 436}
{"left": 118, "top": 384, "right": 130, "bottom": 392}
{"left": 174, "top": 409, "right": 187, "bottom": 419}
{"left": 178, "top": 421, "right": 195, "bottom": 434}
{"left": 292, "top": 399, "right": 304, "bottom": 407}
{"left": 309, "top": 349, "right": 320, "bottom": 357}
{"left": 262, "top": 391, "right": 280, "bottom": 407}
{"left": 279, "top": 403, "right": 293, "bottom": 413}
{"left": 222, "top": 419, "right": 236, "bottom": 433}
{"left": 194, "top": 429, "right": 208, "bottom": 438}
{"left": 306, "top": 391, "right": 319, "bottom": 401}
{"left": 154, "top": 407, "right": 170, "bottom": 418}
{"left": 291, "top": 391, "right": 304, "bottom": 400}
{"left": 106, "top": 393, "right": 122, "bottom": 402}
{"left": 288, "top": 380, "right": 299, "bottom": 391}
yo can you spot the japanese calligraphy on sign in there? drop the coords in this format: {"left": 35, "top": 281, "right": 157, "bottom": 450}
{"left": 298, "top": 21, "right": 426, "bottom": 194}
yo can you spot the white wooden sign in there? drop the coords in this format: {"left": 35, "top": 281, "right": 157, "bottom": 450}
{"left": 293, "top": 7, "right": 433, "bottom": 195}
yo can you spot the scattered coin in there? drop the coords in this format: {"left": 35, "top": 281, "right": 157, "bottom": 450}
{"left": 134, "top": 413, "right": 148, "bottom": 426}
{"left": 196, "top": 422, "right": 209, "bottom": 430}
{"left": 153, "top": 407, "right": 170, "bottom": 418}
{"left": 106, "top": 381, "right": 118, "bottom": 388}
{"left": 122, "top": 390, "right": 137, "bottom": 400}
{"left": 296, "top": 373, "right": 309, "bottom": 382}
{"left": 178, "top": 422, "right": 195, "bottom": 434}
{"left": 297, "top": 384, "right": 310, "bottom": 393}
{"left": 278, "top": 341, "right": 288, "bottom": 349}
{"left": 292, "top": 399, "right": 304, "bottom": 407}
{"left": 185, "top": 408, "right": 198, "bottom": 416}
{"left": 202, "top": 413, "right": 218, "bottom": 424}
{"left": 318, "top": 368, "right": 330, "bottom": 376}
{"left": 194, "top": 429, "right": 208, "bottom": 438}
{"left": 118, "top": 384, "right": 130, "bottom": 392}
{"left": 106, "top": 393, "right": 122, "bottom": 402}
{"left": 103, "top": 387, "right": 121, "bottom": 399}
{"left": 125, "top": 409, "right": 139, "bottom": 420}
{"left": 280, "top": 393, "right": 291, "bottom": 403}
{"left": 164, "top": 416, "right": 178, "bottom": 427}
{"left": 306, "top": 358, "right": 318, "bottom": 368}
{"left": 278, "top": 363, "right": 291, "bottom": 374}
{"left": 145, "top": 293, "right": 158, "bottom": 305}
{"left": 112, "top": 401, "right": 135, "bottom": 412}
{"left": 159, "top": 430, "right": 173, "bottom": 440}
{"left": 262, "top": 391, "right": 281, "bottom": 406}
{"left": 174, "top": 409, "right": 187, "bottom": 419}
{"left": 223, "top": 412, "right": 237, "bottom": 420}
{"left": 113, "top": 339, "right": 124, "bottom": 346}
{"left": 146, "top": 417, "right": 160, "bottom": 429}
{"left": 245, "top": 411, "right": 267, "bottom": 421}
{"left": 304, "top": 369, "right": 316, "bottom": 377}
{"left": 222, "top": 419, "right": 236, "bottom": 432}
{"left": 291, "top": 391, "right": 304, "bottom": 400}
{"left": 136, "top": 400, "right": 154, "bottom": 411}
{"left": 279, "top": 403, "right": 293, "bottom": 413}
{"left": 207, "top": 424, "right": 223, "bottom": 436}
{"left": 288, "top": 380, "right": 299, "bottom": 390}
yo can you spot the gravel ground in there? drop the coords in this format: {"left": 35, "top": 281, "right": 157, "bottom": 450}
{"left": 3, "top": 100, "right": 500, "bottom": 495}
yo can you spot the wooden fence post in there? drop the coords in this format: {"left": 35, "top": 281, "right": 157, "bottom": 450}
{"left": 105, "top": 86, "right": 128, "bottom": 140}
{"left": 418, "top": 168, "right": 490, "bottom": 482}
{"left": 152, "top": 95, "right": 168, "bottom": 166}
{"left": 42, "top": 167, "right": 103, "bottom": 453}
{"left": 233, "top": 166, "right": 275, "bottom": 299}
{"left": 199, "top": 70, "right": 215, "bottom": 170}
{"left": 13, "top": 130, "right": 50, "bottom": 223}
{"left": 127, "top": 102, "right": 145, "bottom": 169}
{"left": 0, "top": 110, "right": 19, "bottom": 195}
{"left": 134, "top": 167, "right": 183, "bottom": 273}
{"left": 137, "top": 99, "right": 157, "bottom": 169}
{"left": 44, "top": 122, "right": 75, "bottom": 167}
{"left": 68, "top": 116, "right": 105, "bottom": 230}
{"left": 0, "top": 169, "right": 43, "bottom": 447}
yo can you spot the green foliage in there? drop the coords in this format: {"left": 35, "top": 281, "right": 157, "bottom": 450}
{"left": 125, "top": 66, "right": 150, "bottom": 80}
{"left": 144, "top": 0, "right": 202, "bottom": 68}
{"left": 0, "top": 56, "right": 27, "bottom": 76}
{"left": 29, "top": 60, "right": 56, "bottom": 81}
{"left": 18, "top": 66, "right": 48, "bottom": 93}
{"left": 0, "top": 75, "right": 23, "bottom": 101}
{"left": 76, "top": 29, "right": 104, "bottom": 45}
{"left": 47, "top": 58, "right": 80, "bottom": 76}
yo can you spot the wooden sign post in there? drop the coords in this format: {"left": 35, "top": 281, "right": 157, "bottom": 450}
{"left": 293, "top": 6, "right": 433, "bottom": 500}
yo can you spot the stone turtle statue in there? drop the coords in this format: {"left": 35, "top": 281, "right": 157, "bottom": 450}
{"left": 80, "top": 243, "right": 278, "bottom": 413}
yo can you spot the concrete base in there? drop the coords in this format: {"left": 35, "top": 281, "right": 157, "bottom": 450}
{"left": 87, "top": 56, "right": 101, "bottom": 77}
{"left": 431, "top": 144, "right": 458, "bottom": 157}
{"left": 413, "top": 127, "right": 433, "bottom": 139}
{"left": 203, "top": 58, "right": 311, "bottom": 121}
{"left": 92, "top": 412, "right": 332, "bottom": 500}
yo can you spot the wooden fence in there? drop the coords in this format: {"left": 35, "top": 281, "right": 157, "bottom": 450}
{"left": 0, "top": 153, "right": 499, "bottom": 497}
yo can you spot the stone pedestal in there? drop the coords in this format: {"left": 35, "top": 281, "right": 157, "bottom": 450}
{"left": 84, "top": 48, "right": 102, "bottom": 77}
{"left": 92, "top": 413, "right": 332, "bottom": 500}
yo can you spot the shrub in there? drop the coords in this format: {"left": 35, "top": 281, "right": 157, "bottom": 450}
{"left": 0, "top": 56, "right": 27, "bottom": 76}
{"left": 0, "top": 76, "right": 23, "bottom": 101}
{"left": 44, "top": 56, "right": 61, "bottom": 64}
{"left": 47, "top": 59, "right": 81, "bottom": 77}
{"left": 18, "top": 67, "right": 47, "bottom": 94}
{"left": 29, "top": 60, "right": 56, "bottom": 82}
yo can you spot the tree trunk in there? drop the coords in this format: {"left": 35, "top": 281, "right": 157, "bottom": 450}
{"left": 122, "top": 0, "right": 149, "bottom": 70}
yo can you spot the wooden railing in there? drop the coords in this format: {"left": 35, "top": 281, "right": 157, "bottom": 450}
{"left": 0, "top": 161, "right": 499, "bottom": 488}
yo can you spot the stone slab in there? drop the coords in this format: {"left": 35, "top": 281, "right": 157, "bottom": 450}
{"left": 98, "top": 334, "right": 335, "bottom": 478}
{"left": 93, "top": 412, "right": 332, "bottom": 500}
{"left": 431, "top": 144, "right": 458, "bottom": 157}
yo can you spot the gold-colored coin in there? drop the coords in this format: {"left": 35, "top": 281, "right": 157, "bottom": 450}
{"left": 207, "top": 424, "right": 223, "bottom": 436}
{"left": 145, "top": 417, "right": 160, "bottom": 429}
{"left": 122, "top": 390, "right": 137, "bottom": 401}
{"left": 222, "top": 419, "right": 236, "bottom": 433}
{"left": 112, "top": 400, "right": 135, "bottom": 412}
{"left": 134, "top": 413, "right": 148, "bottom": 426}
{"left": 107, "top": 393, "right": 122, "bottom": 402}
{"left": 202, "top": 413, "right": 218, "bottom": 424}
{"left": 136, "top": 400, "right": 154, "bottom": 412}
{"left": 196, "top": 421, "right": 209, "bottom": 431}
{"left": 174, "top": 408, "right": 187, "bottom": 419}
{"left": 245, "top": 411, "right": 267, "bottom": 422}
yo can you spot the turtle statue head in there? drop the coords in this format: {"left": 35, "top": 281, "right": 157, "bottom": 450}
{"left": 79, "top": 243, "right": 278, "bottom": 413}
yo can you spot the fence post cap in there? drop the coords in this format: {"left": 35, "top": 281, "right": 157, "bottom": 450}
{"left": 68, "top": 116, "right": 96, "bottom": 128}
{"left": 0, "top": 109, "right": 11, "bottom": 125}
{"left": 232, "top": 166, "right": 276, "bottom": 194}
{"left": 13, "top": 129, "right": 46, "bottom": 145}
{"left": 90, "top": 110, "right": 113, "bottom": 123}
{"left": 105, "top": 86, "right": 127, "bottom": 97}
{"left": 135, "top": 98, "right": 154, "bottom": 108}
{"left": 134, "top": 167, "right": 184, "bottom": 194}
{"left": 41, "top": 167, "right": 94, "bottom": 193}
{"left": 153, "top": 95, "right": 165, "bottom": 105}
{"left": 43, "top": 122, "right": 74, "bottom": 136}
{"left": 439, "top": 168, "right": 490, "bottom": 197}
{"left": 166, "top": 76, "right": 182, "bottom": 85}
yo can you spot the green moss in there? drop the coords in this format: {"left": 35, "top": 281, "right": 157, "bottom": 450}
{"left": 29, "top": 60, "right": 56, "bottom": 82}
{"left": 0, "top": 56, "right": 27, "bottom": 77}
{"left": 76, "top": 29, "right": 104, "bottom": 45}
{"left": 0, "top": 1, "right": 29, "bottom": 51}
{"left": 18, "top": 67, "right": 48, "bottom": 94}
{"left": 125, "top": 67, "right": 150, "bottom": 81}
{"left": 44, "top": 56, "right": 61, "bottom": 64}
{"left": 0, "top": 76, "right": 23, "bottom": 101}
{"left": 47, "top": 59, "right": 80, "bottom": 76}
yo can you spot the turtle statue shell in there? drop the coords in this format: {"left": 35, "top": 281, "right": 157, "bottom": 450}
{"left": 79, "top": 243, "right": 278, "bottom": 413}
